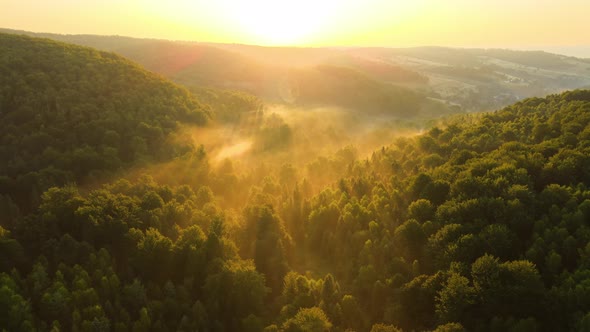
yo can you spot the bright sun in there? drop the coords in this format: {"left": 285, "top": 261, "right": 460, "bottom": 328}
{"left": 225, "top": 0, "right": 340, "bottom": 45}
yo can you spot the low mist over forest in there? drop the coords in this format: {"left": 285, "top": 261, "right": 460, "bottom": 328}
{"left": 1, "top": 23, "right": 590, "bottom": 332}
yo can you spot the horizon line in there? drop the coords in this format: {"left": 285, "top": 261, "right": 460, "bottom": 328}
{"left": 2, "top": 26, "right": 590, "bottom": 59}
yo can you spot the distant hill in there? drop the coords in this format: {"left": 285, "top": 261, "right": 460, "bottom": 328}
{"left": 286, "top": 65, "right": 454, "bottom": 117}
{"left": 0, "top": 29, "right": 282, "bottom": 96}
{"left": 1, "top": 30, "right": 444, "bottom": 117}
{"left": 214, "top": 44, "right": 590, "bottom": 110}
{"left": 0, "top": 33, "right": 210, "bottom": 211}
{"left": 349, "top": 46, "right": 590, "bottom": 110}
{"left": 3, "top": 28, "right": 589, "bottom": 113}
{"left": 0, "top": 29, "right": 447, "bottom": 115}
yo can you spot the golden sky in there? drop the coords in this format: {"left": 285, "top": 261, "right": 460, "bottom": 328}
{"left": 2, "top": 0, "right": 589, "bottom": 48}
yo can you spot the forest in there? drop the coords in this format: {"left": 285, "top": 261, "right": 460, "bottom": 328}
{"left": 2, "top": 33, "right": 590, "bottom": 332}
{"left": 4, "top": 28, "right": 590, "bottom": 113}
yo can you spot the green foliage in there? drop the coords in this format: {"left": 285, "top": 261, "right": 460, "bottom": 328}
{"left": 254, "top": 114, "right": 293, "bottom": 152}
{"left": 289, "top": 65, "right": 452, "bottom": 117}
{"left": 0, "top": 273, "right": 34, "bottom": 331}
{"left": 282, "top": 307, "right": 332, "bottom": 332}
{"left": 432, "top": 322, "right": 466, "bottom": 332}
{"left": 0, "top": 33, "right": 210, "bottom": 212}
{"left": 190, "top": 86, "right": 263, "bottom": 124}
{"left": 1, "top": 34, "right": 590, "bottom": 331}
{"left": 435, "top": 273, "right": 476, "bottom": 323}
{"left": 370, "top": 323, "right": 403, "bottom": 332}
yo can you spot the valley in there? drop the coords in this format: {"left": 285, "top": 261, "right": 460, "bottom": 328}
{"left": 1, "top": 22, "right": 590, "bottom": 332}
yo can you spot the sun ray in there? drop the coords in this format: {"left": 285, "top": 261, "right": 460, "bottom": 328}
{"left": 223, "top": 0, "right": 340, "bottom": 45}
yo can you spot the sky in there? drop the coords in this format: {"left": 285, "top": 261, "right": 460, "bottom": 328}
{"left": 2, "top": 0, "right": 590, "bottom": 56}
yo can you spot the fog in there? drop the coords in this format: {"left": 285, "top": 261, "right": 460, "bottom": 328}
{"left": 108, "top": 100, "right": 430, "bottom": 215}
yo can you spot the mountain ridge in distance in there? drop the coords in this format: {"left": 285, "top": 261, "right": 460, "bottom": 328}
{"left": 3, "top": 27, "right": 590, "bottom": 113}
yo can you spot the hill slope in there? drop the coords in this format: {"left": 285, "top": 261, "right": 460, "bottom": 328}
{"left": 0, "top": 33, "right": 210, "bottom": 211}
{"left": 349, "top": 47, "right": 590, "bottom": 110}
{"left": 10, "top": 29, "right": 590, "bottom": 114}
{"left": 296, "top": 89, "right": 590, "bottom": 331}
{"left": 14, "top": 28, "right": 586, "bottom": 116}
{"left": 15, "top": 31, "right": 438, "bottom": 116}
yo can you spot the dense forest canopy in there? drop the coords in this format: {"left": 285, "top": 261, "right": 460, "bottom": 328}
{"left": 1, "top": 33, "right": 590, "bottom": 332}
{"left": 0, "top": 33, "right": 210, "bottom": 212}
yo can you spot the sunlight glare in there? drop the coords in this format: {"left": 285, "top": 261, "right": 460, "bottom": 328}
{"left": 224, "top": 0, "right": 340, "bottom": 45}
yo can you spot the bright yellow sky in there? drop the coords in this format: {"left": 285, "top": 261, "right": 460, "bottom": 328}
{"left": 2, "top": 0, "right": 589, "bottom": 48}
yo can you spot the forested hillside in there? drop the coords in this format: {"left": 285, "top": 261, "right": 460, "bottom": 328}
{"left": 2, "top": 33, "right": 590, "bottom": 332}
{"left": 286, "top": 65, "right": 450, "bottom": 117}
{"left": 0, "top": 33, "right": 210, "bottom": 212}
{"left": 10, "top": 28, "right": 590, "bottom": 114}
{"left": 18, "top": 31, "right": 444, "bottom": 118}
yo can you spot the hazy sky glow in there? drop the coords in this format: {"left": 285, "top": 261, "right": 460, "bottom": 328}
{"left": 2, "top": 0, "right": 589, "bottom": 49}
